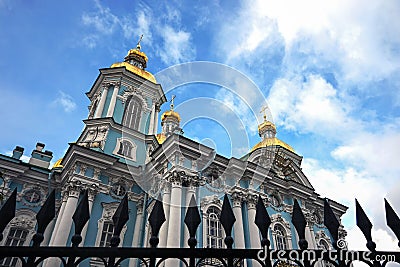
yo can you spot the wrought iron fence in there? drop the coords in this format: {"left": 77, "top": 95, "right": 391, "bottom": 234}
{"left": 0, "top": 188, "right": 399, "bottom": 267}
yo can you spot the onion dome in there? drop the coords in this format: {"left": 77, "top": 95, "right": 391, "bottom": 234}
{"left": 158, "top": 95, "right": 183, "bottom": 141}
{"left": 161, "top": 110, "right": 181, "bottom": 123}
{"left": 251, "top": 137, "right": 294, "bottom": 152}
{"left": 110, "top": 35, "right": 156, "bottom": 83}
{"left": 251, "top": 108, "right": 294, "bottom": 153}
{"left": 160, "top": 95, "right": 181, "bottom": 123}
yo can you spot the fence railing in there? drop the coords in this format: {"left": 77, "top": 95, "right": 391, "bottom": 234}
{"left": 0, "top": 188, "right": 399, "bottom": 267}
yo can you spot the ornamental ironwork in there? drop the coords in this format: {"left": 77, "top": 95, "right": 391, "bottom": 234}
{"left": 0, "top": 187, "right": 399, "bottom": 267}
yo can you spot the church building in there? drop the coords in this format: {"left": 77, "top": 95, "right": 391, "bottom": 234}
{"left": 0, "top": 41, "right": 347, "bottom": 267}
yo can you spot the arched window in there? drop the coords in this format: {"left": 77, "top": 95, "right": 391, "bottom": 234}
{"left": 274, "top": 224, "right": 288, "bottom": 250}
{"left": 113, "top": 138, "right": 137, "bottom": 161}
{"left": 206, "top": 206, "right": 223, "bottom": 248}
{"left": 117, "top": 140, "right": 133, "bottom": 158}
{"left": 122, "top": 96, "right": 142, "bottom": 130}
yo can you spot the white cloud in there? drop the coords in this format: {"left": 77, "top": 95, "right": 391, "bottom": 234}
{"left": 267, "top": 74, "right": 359, "bottom": 138}
{"left": 52, "top": 91, "right": 76, "bottom": 113}
{"left": 81, "top": 1, "right": 196, "bottom": 65}
{"left": 332, "top": 128, "right": 400, "bottom": 178}
{"left": 214, "top": 89, "right": 259, "bottom": 135}
{"left": 157, "top": 25, "right": 195, "bottom": 65}
{"left": 82, "top": 0, "right": 119, "bottom": 35}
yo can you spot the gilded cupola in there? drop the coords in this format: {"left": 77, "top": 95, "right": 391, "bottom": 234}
{"left": 156, "top": 95, "right": 183, "bottom": 144}
{"left": 251, "top": 106, "right": 294, "bottom": 153}
{"left": 110, "top": 35, "right": 157, "bottom": 83}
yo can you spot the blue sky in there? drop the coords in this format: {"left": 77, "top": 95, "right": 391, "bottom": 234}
{"left": 1, "top": 0, "right": 400, "bottom": 250}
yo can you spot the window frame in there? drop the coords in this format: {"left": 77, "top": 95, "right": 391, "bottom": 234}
{"left": 112, "top": 137, "right": 137, "bottom": 161}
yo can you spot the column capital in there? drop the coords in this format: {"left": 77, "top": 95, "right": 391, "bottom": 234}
{"left": 162, "top": 181, "right": 172, "bottom": 194}
{"left": 168, "top": 171, "right": 183, "bottom": 186}
{"left": 246, "top": 193, "right": 258, "bottom": 210}
{"left": 86, "top": 184, "right": 99, "bottom": 202}
{"left": 66, "top": 181, "right": 83, "bottom": 198}
{"left": 231, "top": 191, "right": 244, "bottom": 208}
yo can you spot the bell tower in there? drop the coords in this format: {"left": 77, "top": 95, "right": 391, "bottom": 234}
{"left": 76, "top": 37, "right": 166, "bottom": 165}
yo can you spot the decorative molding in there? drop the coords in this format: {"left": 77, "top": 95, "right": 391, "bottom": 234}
{"left": 246, "top": 193, "right": 258, "bottom": 210}
{"left": 200, "top": 195, "right": 222, "bottom": 212}
{"left": 20, "top": 183, "right": 47, "bottom": 207}
{"left": 1, "top": 209, "right": 36, "bottom": 246}
{"left": 78, "top": 126, "right": 109, "bottom": 150}
{"left": 94, "top": 202, "right": 128, "bottom": 248}
{"left": 120, "top": 85, "right": 151, "bottom": 112}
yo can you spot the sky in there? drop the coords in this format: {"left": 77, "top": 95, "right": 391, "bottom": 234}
{"left": 1, "top": 0, "right": 400, "bottom": 252}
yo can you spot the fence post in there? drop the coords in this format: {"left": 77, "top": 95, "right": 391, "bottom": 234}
{"left": 220, "top": 195, "right": 235, "bottom": 267}
{"left": 184, "top": 195, "right": 201, "bottom": 267}
{"left": 148, "top": 197, "right": 166, "bottom": 267}
{"left": 255, "top": 195, "right": 272, "bottom": 267}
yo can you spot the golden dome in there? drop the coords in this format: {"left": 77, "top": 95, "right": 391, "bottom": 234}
{"left": 258, "top": 120, "right": 276, "bottom": 133}
{"left": 126, "top": 48, "right": 148, "bottom": 62}
{"left": 110, "top": 62, "right": 156, "bottom": 83}
{"left": 161, "top": 110, "right": 181, "bottom": 122}
{"left": 251, "top": 137, "right": 294, "bottom": 153}
{"left": 52, "top": 158, "right": 63, "bottom": 169}
{"left": 156, "top": 133, "right": 167, "bottom": 144}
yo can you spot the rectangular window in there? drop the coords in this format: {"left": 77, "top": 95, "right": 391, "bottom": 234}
{"left": 0, "top": 228, "right": 28, "bottom": 266}
{"left": 99, "top": 222, "right": 114, "bottom": 247}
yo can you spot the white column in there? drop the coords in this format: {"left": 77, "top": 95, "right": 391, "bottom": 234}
{"left": 43, "top": 218, "right": 56, "bottom": 246}
{"left": 79, "top": 189, "right": 97, "bottom": 246}
{"left": 183, "top": 184, "right": 196, "bottom": 248}
{"left": 232, "top": 193, "right": 245, "bottom": 249}
{"left": 129, "top": 201, "right": 144, "bottom": 267}
{"left": 159, "top": 183, "right": 171, "bottom": 248}
{"left": 305, "top": 223, "right": 317, "bottom": 249}
{"left": 165, "top": 173, "right": 182, "bottom": 267}
{"left": 106, "top": 84, "right": 119, "bottom": 117}
{"left": 48, "top": 191, "right": 68, "bottom": 246}
{"left": 94, "top": 86, "right": 109, "bottom": 118}
{"left": 148, "top": 103, "right": 156, "bottom": 135}
{"left": 247, "top": 195, "right": 261, "bottom": 267}
{"left": 52, "top": 187, "right": 80, "bottom": 246}
{"left": 153, "top": 104, "right": 160, "bottom": 135}
{"left": 43, "top": 185, "right": 80, "bottom": 267}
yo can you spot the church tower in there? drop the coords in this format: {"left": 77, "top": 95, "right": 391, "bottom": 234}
{"left": 77, "top": 37, "right": 166, "bottom": 166}
{"left": 156, "top": 95, "right": 184, "bottom": 144}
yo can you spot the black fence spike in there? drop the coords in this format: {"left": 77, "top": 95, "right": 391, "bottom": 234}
{"left": 184, "top": 195, "right": 201, "bottom": 248}
{"left": 71, "top": 189, "right": 90, "bottom": 247}
{"left": 220, "top": 194, "right": 236, "bottom": 249}
{"left": 292, "top": 199, "right": 308, "bottom": 250}
{"left": 384, "top": 198, "right": 400, "bottom": 248}
{"left": 148, "top": 197, "right": 166, "bottom": 248}
{"left": 255, "top": 195, "right": 271, "bottom": 247}
{"left": 110, "top": 194, "right": 129, "bottom": 247}
{"left": 31, "top": 189, "right": 56, "bottom": 247}
{"left": 355, "top": 198, "right": 376, "bottom": 251}
{"left": 324, "top": 198, "right": 340, "bottom": 249}
{"left": 0, "top": 188, "right": 17, "bottom": 242}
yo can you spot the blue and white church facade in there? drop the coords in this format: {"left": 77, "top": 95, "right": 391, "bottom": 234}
{"left": 0, "top": 43, "right": 347, "bottom": 267}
